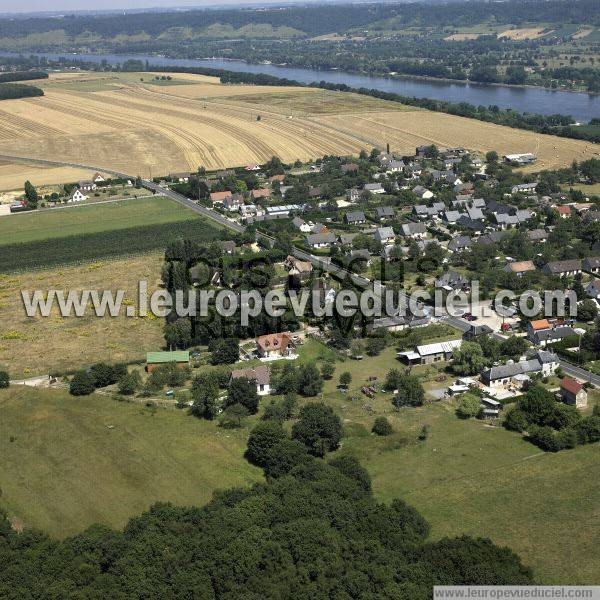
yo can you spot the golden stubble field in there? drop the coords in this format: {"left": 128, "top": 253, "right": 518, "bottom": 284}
{"left": 0, "top": 253, "right": 164, "bottom": 374}
{"left": 0, "top": 70, "right": 597, "bottom": 190}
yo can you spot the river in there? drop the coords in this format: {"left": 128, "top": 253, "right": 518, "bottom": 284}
{"left": 5, "top": 51, "right": 600, "bottom": 123}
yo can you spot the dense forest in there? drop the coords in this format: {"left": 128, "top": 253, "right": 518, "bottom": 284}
{"left": 0, "top": 439, "right": 534, "bottom": 598}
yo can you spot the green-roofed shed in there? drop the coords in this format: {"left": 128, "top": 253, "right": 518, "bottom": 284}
{"left": 146, "top": 351, "right": 190, "bottom": 372}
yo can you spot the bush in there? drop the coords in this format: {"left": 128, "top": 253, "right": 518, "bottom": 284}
{"left": 0, "top": 370, "right": 9, "bottom": 388}
{"left": 226, "top": 376, "right": 260, "bottom": 414}
{"left": 297, "top": 363, "right": 323, "bottom": 397}
{"left": 118, "top": 371, "right": 141, "bottom": 395}
{"left": 263, "top": 439, "right": 313, "bottom": 479}
{"left": 218, "top": 404, "right": 249, "bottom": 429}
{"left": 69, "top": 371, "right": 96, "bottom": 396}
{"left": 503, "top": 408, "right": 530, "bottom": 432}
{"left": 90, "top": 363, "right": 118, "bottom": 388}
{"left": 246, "top": 421, "right": 287, "bottom": 467}
{"left": 372, "top": 416, "right": 394, "bottom": 436}
{"left": 292, "top": 402, "right": 343, "bottom": 456}
{"left": 328, "top": 455, "right": 371, "bottom": 491}
{"left": 456, "top": 394, "right": 481, "bottom": 419}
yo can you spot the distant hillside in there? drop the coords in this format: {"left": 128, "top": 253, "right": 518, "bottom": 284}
{"left": 0, "top": 0, "right": 598, "bottom": 43}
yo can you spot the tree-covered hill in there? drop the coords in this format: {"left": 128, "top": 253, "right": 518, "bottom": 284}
{"left": 0, "top": 451, "right": 533, "bottom": 598}
{"left": 0, "top": 0, "right": 598, "bottom": 40}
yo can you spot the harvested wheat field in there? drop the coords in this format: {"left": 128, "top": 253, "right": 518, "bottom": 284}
{"left": 313, "top": 111, "right": 597, "bottom": 172}
{"left": 0, "top": 71, "right": 596, "bottom": 188}
{"left": 0, "top": 253, "right": 164, "bottom": 374}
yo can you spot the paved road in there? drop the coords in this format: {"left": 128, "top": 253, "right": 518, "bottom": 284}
{"left": 559, "top": 359, "right": 600, "bottom": 386}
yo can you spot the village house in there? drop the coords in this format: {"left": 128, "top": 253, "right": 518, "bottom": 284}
{"left": 443, "top": 210, "right": 466, "bottom": 225}
{"left": 346, "top": 188, "right": 361, "bottom": 203}
{"left": 170, "top": 172, "right": 191, "bottom": 183}
{"left": 481, "top": 358, "right": 543, "bottom": 390}
{"left": 252, "top": 188, "right": 271, "bottom": 201}
{"left": 448, "top": 236, "right": 472, "bottom": 253}
{"left": 583, "top": 257, "right": 600, "bottom": 274}
{"left": 527, "top": 319, "right": 576, "bottom": 346}
{"left": 363, "top": 183, "right": 385, "bottom": 195}
{"left": 230, "top": 365, "right": 271, "bottom": 396}
{"left": 586, "top": 278, "right": 600, "bottom": 299}
{"left": 374, "top": 226, "right": 395, "bottom": 245}
{"left": 504, "top": 260, "right": 536, "bottom": 277}
{"left": 555, "top": 205, "right": 572, "bottom": 219}
{"left": 400, "top": 222, "right": 427, "bottom": 239}
{"left": 92, "top": 172, "right": 105, "bottom": 183}
{"left": 435, "top": 271, "right": 470, "bottom": 292}
{"left": 344, "top": 211, "right": 367, "bottom": 225}
{"left": 70, "top": 189, "right": 88, "bottom": 202}
{"left": 307, "top": 232, "right": 336, "bottom": 248}
{"left": 222, "top": 193, "right": 244, "bottom": 211}
{"left": 383, "top": 159, "right": 404, "bottom": 173}
{"left": 412, "top": 185, "right": 434, "bottom": 200}
{"left": 462, "top": 324, "right": 493, "bottom": 340}
{"left": 527, "top": 229, "right": 549, "bottom": 243}
{"left": 269, "top": 174, "right": 285, "bottom": 184}
{"left": 559, "top": 377, "right": 588, "bottom": 408}
{"left": 146, "top": 351, "right": 190, "bottom": 373}
{"left": 284, "top": 255, "right": 313, "bottom": 283}
{"left": 542, "top": 259, "right": 582, "bottom": 277}
{"left": 255, "top": 332, "right": 295, "bottom": 360}
{"left": 292, "top": 216, "right": 313, "bottom": 233}
{"left": 511, "top": 182, "right": 538, "bottom": 195}
{"left": 375, "top": 206, "right": 395, "bottom": 220}
{"left": 210, "top": 190, "right": 233, "bottom": 204}
{"left": 78, "top": 180, "right": 97, "bottom": 192}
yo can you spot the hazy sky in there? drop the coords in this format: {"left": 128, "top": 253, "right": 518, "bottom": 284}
{"left": 1, "top": 0, "right": 270, "bottom": 15}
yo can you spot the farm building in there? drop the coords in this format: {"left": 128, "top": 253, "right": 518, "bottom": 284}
{"left": 559, "top": 377, "right": 587, "bottom": 408}
{"left": 397, "top": 339, "right": 462, "bottom": 365}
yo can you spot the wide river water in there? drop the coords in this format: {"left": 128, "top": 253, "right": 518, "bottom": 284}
{"left": 5, "top": 51, "right": 600, "bottom": 123}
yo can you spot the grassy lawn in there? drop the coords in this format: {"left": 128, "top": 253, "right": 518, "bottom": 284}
{"left": 0, "top": 386, "right": 261, "bottom": 538}
{"left": 0, "top": 196, "right": 199, "bottom": 246}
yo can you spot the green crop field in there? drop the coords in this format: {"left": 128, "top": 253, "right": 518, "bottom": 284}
{"left": 0, "top": 196, "right": 199, "bottom": 245}
{"left": 0, "top": 196, "right": 224, "bottom": 271}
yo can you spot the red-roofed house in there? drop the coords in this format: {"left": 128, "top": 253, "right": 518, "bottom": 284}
{"left": 559, "top": 377, "right": 587, "bottom": 407}
{"left": 252, "top": 188, "right": 271, "bottom": 201}
{"left": 210, "top": 190, "right": 233, "bottom": 204}
{"left": 256, "top": 332, "right": 295, "bottom": 359}
{"left": 555, "top": 205, "right": 572, "bottom": 218}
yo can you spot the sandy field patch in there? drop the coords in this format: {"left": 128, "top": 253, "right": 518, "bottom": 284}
{"left": 498, "top": 27, "right": 549, "bottom": 40}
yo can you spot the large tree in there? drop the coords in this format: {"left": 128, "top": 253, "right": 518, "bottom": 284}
{"left": 291, "top": 402, "right": 343, "bottom": 456}
{"left": 226, "top": 376, "right": 259, "bottom": 414}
